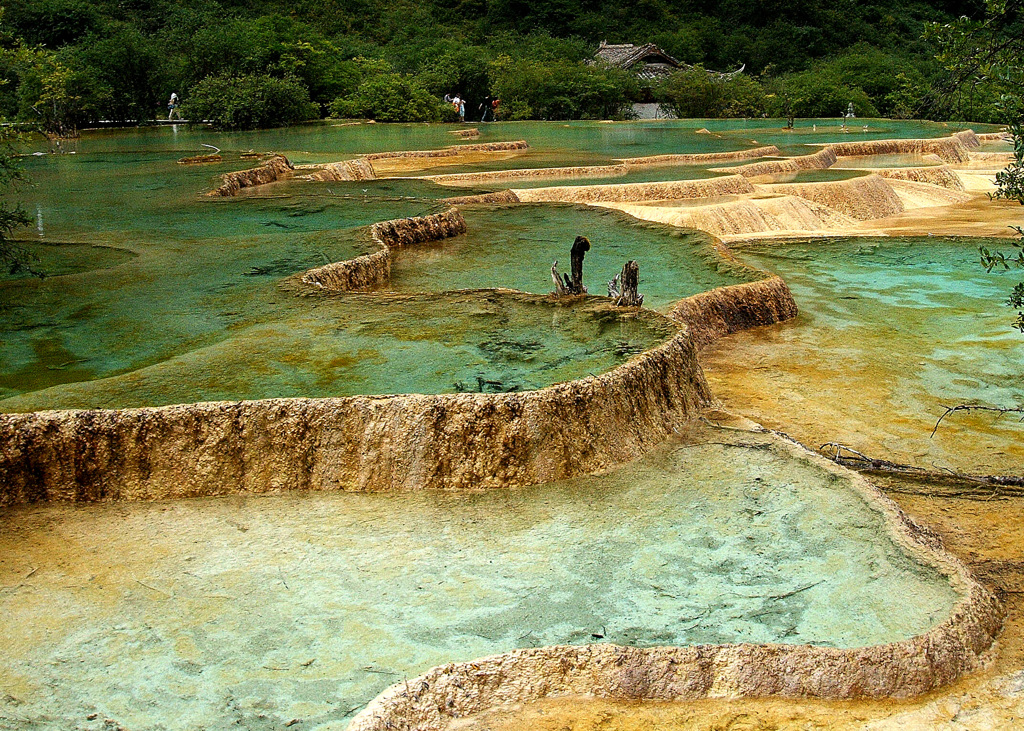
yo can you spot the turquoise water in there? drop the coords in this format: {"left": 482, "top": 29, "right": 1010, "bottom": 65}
{"left": 0, "top": 432, "right": 959, "bottom": 729}
{"left": 21, "top": 118, "right": 992, "bottom": 166}
{"left": 0, "top": 241, "right": 136, "bottom": 281}
{"left": 388, "top": 206, "right": 749, "bottom": 309}
{"left": 1, "top": 120, "right": 1000, "bottom": 412}
{"left": 739, "top": 237, "right": 1023, "bottom": 407}
{"left": 0, "top": 123, "right": 994, "bottom": 731}
{"left": 0, "top": 293, "right": 674, "bottom": 411}
{"left": 2, "top": 124, "right": 761, "bottom": 410}
{"left": 725, "top": 236, "right": 1024, "bottom": 472}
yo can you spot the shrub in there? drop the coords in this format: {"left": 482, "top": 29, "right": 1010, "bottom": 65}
{"left": 329, "top": 71, "right": 445, "bottom": 122}
{"left": 180, "top": 74, "right": 318, "bottom": 129}
{"left": 488, "top": 55, "right": 636, "bottom": 120}
{"left": 73, "top": 26, "right": 166, "bottom": 124}
{"left": 654, "top": 66, "right": 766, "bottom": 118}
{"left": 8, "top": 46, "right": 106, "bottom": 135}
{"left": 764, "top": 70, "right": 879, "bottom": 119}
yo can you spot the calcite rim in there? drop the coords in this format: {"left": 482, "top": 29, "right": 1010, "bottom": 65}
{"left": 346, "top": 433, "right": 1004, "bottom": 730}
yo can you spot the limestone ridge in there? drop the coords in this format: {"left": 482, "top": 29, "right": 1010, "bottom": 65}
{"left": 426, "top": 146, "right": 784, "bottom": 187}
{"left": 299, "top": 157, "right": 377, "bottom": 182}
{"left": 210, "top": 154, "right": 294, "bottom": 196}
{"left": 671, "top": 276, "right": 799, "bottom": 350}
{"left": 0, "top": 306, "right": 711, "bottom": 505}
{"left": 614, "top": 145, "right": 781, "bottom": 166}
{"left": 513, "top": 175, "right": 755, "bottom": 203}
{"left": 212, "top": 141, "right": 531, "bottom": 193}
{"left": 764, "top": 174, "right": 905, "bottom": 220}
{"left": 713, "top": 147, "right": 838, "bottom": 177}
{"left": 875, "top": 165, "right": 966, "bottom": 190}
{"left": 826, "top": 134, "right": 975, "bottom": 163}
{"left": 298, "top": 208, "right": 467, "bottom": 292}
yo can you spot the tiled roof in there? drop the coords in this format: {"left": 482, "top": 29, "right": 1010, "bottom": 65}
{"left": 594, "top": 42, "right": 745, "bottom": 80}
{"left": 595, "top": 42, "right": 681, "bottom": 70}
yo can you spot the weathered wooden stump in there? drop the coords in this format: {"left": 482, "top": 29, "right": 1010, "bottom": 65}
{"left": 608, "top": 260, "right": 644, "bottom": 307}
{"left": 551, "top": 235, "right": 591, "bottom": 295}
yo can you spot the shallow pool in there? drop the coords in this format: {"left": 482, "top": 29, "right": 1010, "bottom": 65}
{"left": 0, "top": 431, "right": 958, "bottom": 730}
{"left": 3, "top": 147, "right": 737, "bottom": 409}
{"left": 387, "top": 205, "right": 748, "bottom": 308}
{"left": 707, "top": 236, "right": 1024, "bottom": 473}
{"left": 0, "top": 293, "right": 675, "bottom": 411}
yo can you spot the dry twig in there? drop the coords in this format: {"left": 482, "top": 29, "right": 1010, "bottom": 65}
{"left": 931, "top": 403, "right": 1024, "bottom": 438}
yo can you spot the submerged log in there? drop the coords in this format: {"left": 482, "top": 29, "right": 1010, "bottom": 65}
{"left": 551, "top": 236, "right": 591, "bottom": 296}
{"left": 608, "top": 260, "right": 644, "bottom": 307}
{"left": 178, "top": 153, "right": 223, "bottom": 165}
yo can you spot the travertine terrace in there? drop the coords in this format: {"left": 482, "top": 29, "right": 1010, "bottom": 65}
{"left": 1, "top": 123, "right": 1017, "bottom": 730}
{"left": 349, "top": 438, "right": 1003, "bottom": 731}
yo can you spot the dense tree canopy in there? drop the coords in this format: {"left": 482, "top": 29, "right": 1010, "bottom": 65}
{"left": 0, "top": 0, "right": 1001, "bottom": 127}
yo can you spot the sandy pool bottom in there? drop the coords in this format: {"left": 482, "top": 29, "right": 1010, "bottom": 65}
{"left": 699, "top": 235, "right": 1024, "bottom": 476}
{"left": 449, "top": 483, "right": 1024, "bottom": 731}
{"left": 0, "top": 431, "right": 957, "bottom": 730}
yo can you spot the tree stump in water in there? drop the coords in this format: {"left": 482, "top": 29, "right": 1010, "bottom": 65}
{"left": 608, "top": 260, "right": 644, "bottom": 307}
{"left": 551, "top": 235, "right": 591, "bottom": 295}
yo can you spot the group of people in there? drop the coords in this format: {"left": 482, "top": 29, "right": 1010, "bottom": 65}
{"left": 444, "top": 94, "right": 500, "bottom": 123}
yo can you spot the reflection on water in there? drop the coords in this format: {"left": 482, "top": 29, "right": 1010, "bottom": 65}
{"left": 0, "top": 431, "right": 958, "bottom": 729}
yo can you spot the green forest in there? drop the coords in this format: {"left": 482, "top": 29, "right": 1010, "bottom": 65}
{"left": 0, "top": 0, "right": 1012, "bottom": 130}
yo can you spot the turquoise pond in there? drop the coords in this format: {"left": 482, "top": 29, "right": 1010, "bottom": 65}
{"left": 0, "top": 118, "right": 1009, "bottom": 412}
{"left": 3, "top": 122, "right": 779, "bottom": 411}
{"left": 711, "top": 236, "right": 1024, "bottom": 474}
{"left": 0, "top": 432, "right": 958, "bottom": 729}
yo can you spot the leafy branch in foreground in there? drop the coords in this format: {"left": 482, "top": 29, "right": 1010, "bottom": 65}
{"left": 980, "top": 109, "right": 1024, "bottom": 331}
{"left": 0, "top": 126, "right": 35, "bottom": 277}
{"left": 931, "top": 0, "right": 1024, "bottom": 331}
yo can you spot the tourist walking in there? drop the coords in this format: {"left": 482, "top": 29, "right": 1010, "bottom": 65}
{"left": 167, "top": 92, "right": 180, "bottom": 121}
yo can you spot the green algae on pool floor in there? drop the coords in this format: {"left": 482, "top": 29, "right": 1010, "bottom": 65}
{"left": 0, "top": 293, "right": 675, "bottom": 412}
{"left": 706, "top": 236, "right": 1024, "bottom": 475}
{"left": 0, "top": 430, "right": 960, "bottom": 730}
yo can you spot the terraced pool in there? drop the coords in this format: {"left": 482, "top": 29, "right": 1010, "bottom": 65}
{"left": 0, "top": 431, "right": 959, "bottom": 729}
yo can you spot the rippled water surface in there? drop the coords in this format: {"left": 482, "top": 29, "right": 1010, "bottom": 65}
{"left": 0, "top": 431, "right": 958, "bottom": 730}
{"left": 710, "top": 237, "right": 1024, "bottom": 473}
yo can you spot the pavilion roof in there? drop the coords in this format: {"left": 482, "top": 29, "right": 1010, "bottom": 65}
{"left": 594, "top": 42, "right": 681, "bottom": 71}
{"left": 594, "top": 42, "right": 745, "bottom": 80}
